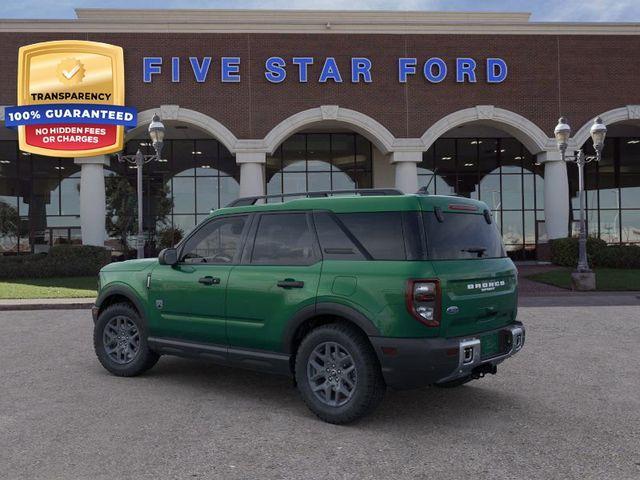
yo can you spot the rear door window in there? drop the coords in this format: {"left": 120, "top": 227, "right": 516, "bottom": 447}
{"left": 337, "top": 212, "right": 406, "bottom": 260}
{"left": 423, "top": 211, "right": 505, "bottom": 260}
{"left": 251, "top": 213, "right": 318, "bottom": 265}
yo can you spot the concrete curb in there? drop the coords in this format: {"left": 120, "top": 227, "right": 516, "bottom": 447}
{"left": 0, "top": 298, "right": 95, "bottom": 311}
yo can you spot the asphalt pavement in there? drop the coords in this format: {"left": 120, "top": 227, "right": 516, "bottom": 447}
{"left": 1, "top": 305, "right": 639, "bottom": 480}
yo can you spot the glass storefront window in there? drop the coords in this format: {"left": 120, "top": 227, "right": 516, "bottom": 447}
{"left": 172, "top": 177, "right": 196, "bottom": 214}
{"left": 621, "top": 175, "right": 640, "bottom": 209}
{"left": 501, "top": 175, "right": 523, "bottom": 210}
{"left": 621, "top": 210, "right": 640, "bottom": 243}
{"left": 569, "top": 137, "right": 640, "bottom": 244}
{"left": 106, "top": 138, "right": 239, "bottom": 252}
{"left": 60, "top": 176, "right": 80, "bottom": 216}
{"left": 266, "top": 133, "right": 373, "bottom": 198}
{"left": 599, "top": 210, "right": 620, "bottom": 243}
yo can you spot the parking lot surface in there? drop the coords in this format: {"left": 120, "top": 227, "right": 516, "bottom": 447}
{"left": 1, "top": 305, "right": 639, "bottom": 480}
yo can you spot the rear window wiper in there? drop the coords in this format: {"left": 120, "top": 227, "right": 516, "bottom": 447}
{"left": 461, "top": 247, "right": 487, "bottom": 258}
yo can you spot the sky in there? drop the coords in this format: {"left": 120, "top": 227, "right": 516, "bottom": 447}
{"left": 0, "top": 0, "right": 639, "bottom": 22}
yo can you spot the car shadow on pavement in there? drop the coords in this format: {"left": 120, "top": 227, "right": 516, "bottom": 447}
{"left": 122, "top": 355, "right": 522, "bottom": 426}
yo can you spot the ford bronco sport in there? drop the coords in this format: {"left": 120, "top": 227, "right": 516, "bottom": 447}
{"left": 93, "top": 190, "right": 525, "bottom": 424}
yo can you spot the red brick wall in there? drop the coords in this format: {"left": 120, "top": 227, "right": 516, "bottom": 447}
{"left": 0, "top": 32, "right": 638, "bottom": 141}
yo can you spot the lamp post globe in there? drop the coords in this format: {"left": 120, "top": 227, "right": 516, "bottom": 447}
{"left": 590, "top": 116, "right": 607, "bottom": 155}
{"left": 148, "top": 113, "right": 166, "bottom": 158}
{"left": 554, "top": 117, "right": 571, "bottom": 155}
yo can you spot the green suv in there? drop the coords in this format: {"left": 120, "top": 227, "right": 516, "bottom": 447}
{"left": 92, "top": 190, "right": 525, "bottom": 424}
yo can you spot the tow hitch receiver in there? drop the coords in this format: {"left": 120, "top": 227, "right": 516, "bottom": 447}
{"left": 472, "top": 363, "right": 497, "bottom": 379}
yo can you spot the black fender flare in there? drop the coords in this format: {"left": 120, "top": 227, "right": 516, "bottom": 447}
{"left": 95, "top": 284, "right": 148, "bottom": 321}
{"left": 282, "top": 302, "right": 381, "bottom": 354}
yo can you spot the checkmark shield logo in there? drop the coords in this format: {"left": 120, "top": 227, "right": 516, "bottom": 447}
{"left": 56, "top": 58, "right": 85, "bottom": 85}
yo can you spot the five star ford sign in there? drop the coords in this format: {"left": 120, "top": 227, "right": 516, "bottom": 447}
{"left": 4, "top": 40, "right": 137, "bottom": 158}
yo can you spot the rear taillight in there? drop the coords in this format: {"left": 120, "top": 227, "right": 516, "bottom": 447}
{"left": 406, "top": 279, "right": 440, "bottom": 327}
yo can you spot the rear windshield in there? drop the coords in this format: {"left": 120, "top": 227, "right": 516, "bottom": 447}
{"left": 423, "top": 211, "right": 505, "bottom": 260}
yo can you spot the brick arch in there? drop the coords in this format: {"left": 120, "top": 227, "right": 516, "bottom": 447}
{"left": 420, "top": 105, "right": 553, "bottom": 154}
{"left": 263, "top": 105, "right": 396, "bottom": 155}
{"left": 127, "top": 105, "right": 239, "bottom": 153}
{"left": 572, "top": 105, "right": 640, "bottom": 148}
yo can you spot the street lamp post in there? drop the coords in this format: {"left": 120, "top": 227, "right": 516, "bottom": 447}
{"left": 553, "top": 116, "right": 607, "bottom": 288}
{"left": 117, "top": 114, "right": 166, "bottom": 259}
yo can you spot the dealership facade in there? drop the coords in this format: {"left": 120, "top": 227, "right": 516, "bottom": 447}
{"left": 0, "top": 9, "right": 639, "bottom": 258}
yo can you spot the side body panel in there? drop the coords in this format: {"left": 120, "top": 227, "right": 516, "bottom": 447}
{"left": 316, "top": 260, "right": 439, "bottom": 338}
{"left": 147, "top": 263, "right": 232, "bottom": 344}
{"left": 226, "top": 264, "right": 322, "bottom": 351}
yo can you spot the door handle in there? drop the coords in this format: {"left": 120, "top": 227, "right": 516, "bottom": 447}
{"left": 198, "top": 276, "right": 220, "bottom": 285}
{"left": 277, "top": 279, "right": 304, "bottom": 289}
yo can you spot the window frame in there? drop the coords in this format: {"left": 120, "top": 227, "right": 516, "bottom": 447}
{"left": 335, "top": 211, "right": 410, "bottom": 261}
{"left": 242, "top": 211, "right": 322, "bottom": 266}
{"left": 176, "top": 213, "right": 252, "bottom": 265}
{"left": 312, "top": 210, "right": 371, "bottom": 261}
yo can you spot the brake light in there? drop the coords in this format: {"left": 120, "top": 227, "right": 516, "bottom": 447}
{"left": 406, "top": 279, "right": 441, "bottom": 327}
{"left": 448, "top": 203, "right": 478, "bottom": 211}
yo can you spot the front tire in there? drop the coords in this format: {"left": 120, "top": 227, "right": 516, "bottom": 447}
{"left": 295, "top": 323, "right": 385, "bottom": 424}
{"left": 94, "top": 302, "right": 159, "bottom": 377}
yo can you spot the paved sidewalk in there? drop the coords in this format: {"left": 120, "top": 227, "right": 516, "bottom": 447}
{"left": 0, "top": 297, "right": 95, "bottom": 311}
{"left": 516, "top": 264, "right": 568, "bottom": 296}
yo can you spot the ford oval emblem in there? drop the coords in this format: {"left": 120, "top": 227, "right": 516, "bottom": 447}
{"left": 446, "top": 306, "right": 459, "bottom": 315}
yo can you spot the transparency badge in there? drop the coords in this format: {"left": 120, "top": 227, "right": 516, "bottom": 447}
{"left": 5, "top": 40, "right": 137, "bottom": 157}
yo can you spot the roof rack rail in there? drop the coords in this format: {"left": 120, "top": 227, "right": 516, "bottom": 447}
{"left": 225, "top": 188, "right": 404, "bottom": 207}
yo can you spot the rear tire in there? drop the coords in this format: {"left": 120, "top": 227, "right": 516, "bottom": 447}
{"left": 94, "top": 302, "right": 159, "bottom": 377}
{"left": 295, "top": 323, "right": 385, "bottom": 424}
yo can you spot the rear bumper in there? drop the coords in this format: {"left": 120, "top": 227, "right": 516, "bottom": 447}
{"left": 370, "top": 322, "right": 525, "bottom": 390}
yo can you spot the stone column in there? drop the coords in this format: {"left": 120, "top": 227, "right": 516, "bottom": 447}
{"left": 74, "top": 155, "right": 109, "bottom": 246}
{"left": 538, "top": 151, "right": 569, "bottom": 240}
{"left": 237, "top": 152, "right": 266, "bottom": 197}
{"left": 391, "top": 151, "right": 422, "bottom": 194}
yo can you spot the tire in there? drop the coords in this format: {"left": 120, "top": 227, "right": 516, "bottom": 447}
{"left": 295, "top": 323, "right": 385, "bottom": 424}
{"left": 94, "top": 302, "right": 159, "bottom": 377}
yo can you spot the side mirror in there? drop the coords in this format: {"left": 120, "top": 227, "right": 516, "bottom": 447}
{"left": 158, "top": 248, "right": 178, "bottom": 266}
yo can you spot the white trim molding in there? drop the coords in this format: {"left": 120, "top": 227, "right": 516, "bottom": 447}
{"left": 128, "top": 106, "right": 239, "bottom": 154}
{"left": 263, "top": 106, "right": 396, "bottom": 155}
{"left": 572, "top": 105, "right": 640, "bottom": 148}
{"left": 2, "top": 9, "right": 639, "bottom": 35}
{"left": 420, "top": 106, "right": 553, "bottom": 154}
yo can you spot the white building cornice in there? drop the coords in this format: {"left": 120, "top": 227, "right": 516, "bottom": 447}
{"left": 0, "top": 9, "right": 639, "bottom": 35}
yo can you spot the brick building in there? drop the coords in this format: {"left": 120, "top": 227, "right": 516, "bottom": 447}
{"left": 0, "top": 9, "right": 639, "bottom": 257}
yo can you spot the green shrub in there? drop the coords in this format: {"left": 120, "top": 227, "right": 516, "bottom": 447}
{"left": 0, "top": 245, "right": 111, "bottom": 279}
{"left": 593, "top": 245, "right": 640, "bottom": 268}
{"left": 550, "top": 237, "right": 640, "bottom": 268}
{"left": 156, "top": 226, "right": 184, "bottom": 250}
